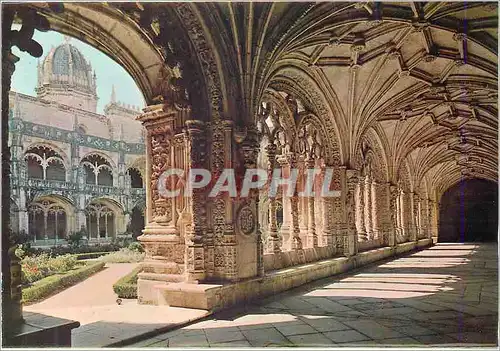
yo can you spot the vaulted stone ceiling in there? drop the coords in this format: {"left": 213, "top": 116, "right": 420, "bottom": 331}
{"left": 18, "top": 2, "right": 500, "bottom": 199}
{"left": 210, "top": 1, "right": 498, "bottom": 199}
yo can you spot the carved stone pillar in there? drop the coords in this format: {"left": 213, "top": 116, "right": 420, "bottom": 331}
{"left": 364, "top": 175, "right": 373, "bottom": 239}
{"left": 277, "top": 156, "right": 291, "bottom": 250}
{"left": 289, "top": 154, "right": 303, "bottom": 251}
{"left": 266, "top": 142, "right": 281, "bottom": 253}
{"left": 398, "top": 187, "right": 406, "bottom": 240}
{"left": 306, "top": 157, "right": 318, "bottom": 248}
{"left": 425, "top": 198, "right": 431, "bottom": 239}
{"left": 345, "top": 170, "right": 358, "bottom": 256}
{"left": 409, "top": 192, "right": 417, "bottom": 242}
{"left": 371, "top": 180, "right": 379, "bottom": 240}
{"left": 222, "top": 120, "right": 237, "bottom": 282}
{"left": 356, "top": 175, "right": 368, "bottom": 241}
{"left": 2, "top": 44, "right": 23, "bottom": 331}
{"left": 240, "top": 128, "right": 264, "bottom": 276}
{"left": 185, "top": 120, "right": 207, "bottom": 282}
{"left": 136, "top": 104, "right": 186, "bottom": 291}
{"left": 415, "top": 195, "right": 422, "bottom": 240}
{"left": 336, "top": 166, "right": 347, "bottom": 253}
{"left": 428, "top": 200, "right": 435, "bottom": 239}
{"left": 322, "top": 195, "right": 335, "bottom": 248}
{"left": 389, "top": 184, "right": 398, "bottom": 247}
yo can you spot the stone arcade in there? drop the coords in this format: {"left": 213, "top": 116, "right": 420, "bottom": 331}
{"left": 2, "top": 2, "right": 497, "bottom": 346}
{"left": 8, "top": 39, "right": 147, "bottom": 246}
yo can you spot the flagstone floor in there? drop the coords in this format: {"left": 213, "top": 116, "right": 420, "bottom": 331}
{"left": 126, "top": 243, "right": 498, "bottom": 348}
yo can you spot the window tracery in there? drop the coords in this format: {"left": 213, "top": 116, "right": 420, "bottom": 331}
{"left": 28, "top": 198, "right": 67, "bottom": 241}
{"left": 24, "top": 145, "right": 66, "bottom": 181}
{"left": 80, "top": 154, "right": 113, "bottom": 186}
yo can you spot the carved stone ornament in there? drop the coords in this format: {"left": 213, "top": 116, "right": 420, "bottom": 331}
{"left": 237, "top": 205, "right": 256, "bottom": 235}
{"left": 149, "top": 125, "right": 173, "bottom": 224}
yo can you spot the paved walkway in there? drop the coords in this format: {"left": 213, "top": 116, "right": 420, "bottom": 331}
{"left": 24, "top": 263, "right": 210, "bottom": 347}
{"left": 126, "top": 243, "right": 498, "bottom": 347}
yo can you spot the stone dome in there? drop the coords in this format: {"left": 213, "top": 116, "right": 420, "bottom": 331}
{"left": 36, "top": 36, "right": 98, "bottom": 112}
{"left": 37, "top": 37, "right": 97, "bottom": 95}
{"left": 52, "top": 44, "right": 89, "bottom": 76}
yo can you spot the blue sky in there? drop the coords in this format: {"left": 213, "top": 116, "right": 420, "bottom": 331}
{"left": 11, "top": 27, "right": 145, "bottom": 114}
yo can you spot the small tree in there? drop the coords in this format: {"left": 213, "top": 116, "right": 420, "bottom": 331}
{"left": 67, "top": 226, "right": 86, "bottom": 248}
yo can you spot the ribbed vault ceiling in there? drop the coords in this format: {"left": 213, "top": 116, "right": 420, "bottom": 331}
{"left": 16, "top": 1, "right": 500, "bottom": 200}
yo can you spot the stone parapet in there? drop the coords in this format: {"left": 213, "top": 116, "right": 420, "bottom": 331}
{"left": 140, "top": 238, "right": 432, "bottom": 311}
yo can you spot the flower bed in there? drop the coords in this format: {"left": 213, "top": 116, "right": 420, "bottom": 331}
{"left": 113, "top": 266, "right": 141, "bottom": 298}
{"left": 22, "top": 261, "right": 105, "bottom": 304}
{"left": 21, "top": 253, "right": 79, "bottom": 285}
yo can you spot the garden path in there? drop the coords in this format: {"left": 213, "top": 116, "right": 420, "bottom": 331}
{"left": 24, "top": 262, "right": 211, "bottom": 347}
{"left": 25, "top": 262, "right": 138, "bottom": 310}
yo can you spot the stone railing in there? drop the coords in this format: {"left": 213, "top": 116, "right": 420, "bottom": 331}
{"left": 83, "top": 184, "right": 116, "bottom": 196}
{"left": 130, "top": 188, "right": 146, "bottom": 196}
{"left": 21, "top": 178, "right": 141, "bottom": 198}
{"left": 25, "top": 178, "right": 77, "bottom": 191}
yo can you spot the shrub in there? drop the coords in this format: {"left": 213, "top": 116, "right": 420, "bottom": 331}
{"left": 73, "top": 252, "right": 112, "bottom": 260}
{"left": 113, "top": 266, "right": 141, "bottom": 298}
{"left": 113, "top": 235, "right": 133, "bottom": 248}
{"left": 128, "top": 241, "right": 144, "bottom": 253}
{"left": 67, "top": 228, "right": 85, "bottom": 248}
{"left": 11, "top": 230, "right": 32, "bottom": 245}
{"left": 100, "top": 248, "right": 145, "bottom": 263}
{"left": 22, "top": 261, "right": 105, "bottom": 304}
{"left": 22, "top": 243, "right": 123, "bottom": 258}
{"left": 21, "top": 253, "right": 79, "bottom": 285}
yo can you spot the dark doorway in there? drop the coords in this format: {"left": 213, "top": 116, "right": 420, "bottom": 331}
{"left": 439, "top": 178, "right": 498, "bottom": 242}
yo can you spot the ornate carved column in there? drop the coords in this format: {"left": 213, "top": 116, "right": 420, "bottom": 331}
{"left": 398, "top": 187, "right": 406, "bottom": 240}
{"left": 289, "top": 154, "right": 303, "bottom": 251}
{"left": 322, "top": 167, "right": 335, "bottom": 249}
{"left": 428, "top": 200, "right": 435, "bottom": 239}
{"left": 266, "top": 141, "right": 281, "bottom": 253}
{"left": 356, "top": 175, "right": 368, "bottom": 241}
{"left": 2, "top": 38, "right": 23, "bottom": 332}
{"left": 364, "top": 175, "right": 373, "bottom": 239}
{"left": 185, "top": 120, "right": 207, "bottom": 282}
{"left": 415, "top": 194, "right": 422, "bottom": 240}
{"left": 345, "top": 170, "right": 358, "bottom": 256}
{"left": 336, "top": 166, "right": 347, "bottom": 253}
{"left": 136, "top": 104, "right": 185, "bottom": 285}
{"left": 409, "top": 192, "right": 417, "bottom": 242}
{"left": 425, "top": 198, "right": 431, "bottom": 239}
{"left": 388, "top": 184, "right": 398, "bottom": 247}
{"left": 306, "top": 157, "right": 318, "bottom": 248}
{"left": 240, "top": 128, "right": 264, "bottom": 276}
{"left": 222, "top": 120, "right": 237, "bottom": 281}
{"left": 277, "top": 156, "right": 291, "bottom": 250}
{"left": 371, "top": 180, "right": 380, "bottom": 240}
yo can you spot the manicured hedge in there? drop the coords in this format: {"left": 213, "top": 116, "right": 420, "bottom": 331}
{"left": 113, "top": 266, "right": 141, "bottom": 298}
{"left": 73, "top": 252, "right": 112, "bottom": 260}
{"left": 22, "top": 261, "right": 105, "bottom": 304}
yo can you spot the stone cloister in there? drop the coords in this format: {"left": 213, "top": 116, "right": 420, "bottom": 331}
{"left": 2, "top": 2, "right": 497, "bottom": 345}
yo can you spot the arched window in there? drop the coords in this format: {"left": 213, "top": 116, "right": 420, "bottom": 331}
{"left": 81, "top": 154, "right": 113, "bottom": 186}
{"left": 128, "top": 168, "right": 143, "bottom": 188}
{"left": 28, "top": 199, "right": 67, "bottom": 241}
{"left": 85, "top": 202, "right": 116, "bottom": 240}
{"left": 24, "top": 145, "right": 66, "bottom": 181}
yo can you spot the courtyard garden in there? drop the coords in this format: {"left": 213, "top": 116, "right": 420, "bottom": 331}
{"left": 14, "top": 228, "right": 145, "bottom": 304}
